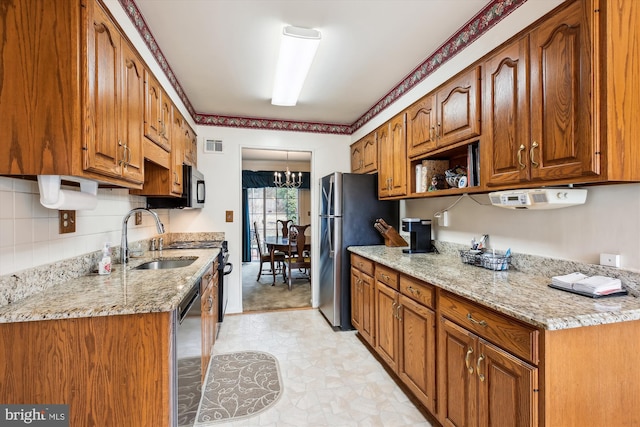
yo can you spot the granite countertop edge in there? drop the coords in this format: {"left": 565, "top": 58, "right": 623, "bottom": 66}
{"left": 348, "top": 245, "right": 640, "bottom": 331}
{"left": 0, "top": 248, "right": 220, "bottom": 324}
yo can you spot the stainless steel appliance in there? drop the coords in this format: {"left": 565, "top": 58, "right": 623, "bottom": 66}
{"left": 401, "top": 218, "right": 432, "bottom": 253}
{"left": 319, "top": 172, "right": 399, "bottom": 330}
{"left": 175, "top": 277, "right": 201, "bottom": 426}
{"left": 147, "top": 165, "right": 206, "bottom": 209}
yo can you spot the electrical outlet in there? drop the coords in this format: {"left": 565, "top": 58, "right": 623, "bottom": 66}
{"left": 600, "top": 253, "right": 620, "bottom": 268}
{"left": 135, "top": 211, "right": 142, "bottom": 225}
{"left": 59, "top": 210, "right": 76, "bottom": 234}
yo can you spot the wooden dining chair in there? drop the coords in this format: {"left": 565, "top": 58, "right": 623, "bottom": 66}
{"left": 286, "top": 224, "right": 311, "bottom": 290}
{"left": 254, "top": 222, "right": 286, "bottom": 282}
{"left": 276, "top": 219, "right": 293, "bottom": 238}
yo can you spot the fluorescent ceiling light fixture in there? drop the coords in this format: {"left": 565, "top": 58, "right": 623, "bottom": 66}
{"left": 271, "top": 25, "right": 321, "bottom": 106}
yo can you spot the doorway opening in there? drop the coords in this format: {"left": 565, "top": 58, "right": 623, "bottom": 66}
{"left": 241, "top": 148, "right": 312, "bottom": 312}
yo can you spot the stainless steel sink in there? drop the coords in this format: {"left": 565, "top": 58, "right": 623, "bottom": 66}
{"left": 133, "top": 258, "right": 196, "bottom": 270}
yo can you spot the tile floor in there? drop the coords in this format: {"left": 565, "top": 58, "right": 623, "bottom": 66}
{"left": 207, "top": 309, "right": 432, "bottom": 427}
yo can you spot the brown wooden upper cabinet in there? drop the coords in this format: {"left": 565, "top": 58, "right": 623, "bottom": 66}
{"left": 184, "top": 124, "right": 198, "bottom": 167}
{"left": 350, "top": 132, "right": 377, "bottom": 173}
{"left": 0, "top": 0, "right": 145, "bottom": 188}
{"left": 406, "top": 94, "right": 437, "bottom": 158}
{"left": 484, "top": 1, "right": 597, "bottom": 188}
{"left": 84, "top": 3, "right": 144, "bottom": 185}
{"left": 434, "top": 66, "right": 481, "bottom": 149}
{"left": 407, "top": 67, "right": 480, "bottom": 159}
{"left": 378, "top": 113, "right": 407, "bottom": 198}
{"left": 144, "top": 70, "right": 172, "bottom": 152}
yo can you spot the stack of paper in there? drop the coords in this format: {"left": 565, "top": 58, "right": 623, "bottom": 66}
{"left": 551, "top": 272, "right": 622, "bottom": 295}
{"left": 572, "top": 276, "right": 622, "bottom": 295}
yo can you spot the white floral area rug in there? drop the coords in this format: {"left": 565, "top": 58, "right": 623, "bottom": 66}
{"left": 194, "top": 351, "right": 282, "bottom": 425}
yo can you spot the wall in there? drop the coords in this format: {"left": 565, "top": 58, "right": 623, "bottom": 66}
{"left": 0, "top": 177, "right": 168, "bottom": 276}
{"left": 169, "top": 126, "right": 350, "bottom": 314}
{"left": 404, "top": 184, "right": 640, "bottom": 271}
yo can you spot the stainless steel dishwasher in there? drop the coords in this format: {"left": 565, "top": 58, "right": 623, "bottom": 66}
{"left": 174, "top": 278, "right": 202, "bottom": 426}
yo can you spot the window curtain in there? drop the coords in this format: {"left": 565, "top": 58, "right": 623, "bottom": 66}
{"left": 242, "top": 189, "right": 251, "bottom": 262}
{"left": 241, "top": 170, "right": 310, "bottom": 189}
{"left": 241, "top": 170, "right": 311, "bottom": 263}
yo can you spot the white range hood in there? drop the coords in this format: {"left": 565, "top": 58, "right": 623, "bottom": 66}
{"left": 488, "top": 188, "right": 587, "bottom": 210}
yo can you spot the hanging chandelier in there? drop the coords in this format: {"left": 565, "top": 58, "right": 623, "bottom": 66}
{"left": 274, "top": 152, "right": 302, "bottom": 188}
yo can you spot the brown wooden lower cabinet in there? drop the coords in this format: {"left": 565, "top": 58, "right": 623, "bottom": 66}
{"left": 201, "top": 260, "right": 218, "bottom": 381}
{"left": 0, "top": 312, "right": 175, "bottom": 427}
{"left": 398, "top": 293, "right": 437, "bottom": 413}
{"left": 439, "top": 317, "right": 537, "bottom": 427}
{"left": 351, "top": 254, "right": 640, "bottom": 427}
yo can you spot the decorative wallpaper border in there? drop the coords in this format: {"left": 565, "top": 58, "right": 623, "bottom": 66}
{"left": 118, "top": 0, "right": 527, "bottom": 135}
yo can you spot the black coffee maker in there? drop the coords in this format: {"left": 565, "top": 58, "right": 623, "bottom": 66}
{"left": 402, "top": 218, "right": 432, "bottom": 253}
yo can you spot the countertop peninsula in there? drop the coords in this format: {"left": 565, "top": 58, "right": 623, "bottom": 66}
{"left": 0, "top": 248, "right": 219, "bottom": 324}
{"left": 349, "top": 245, "right": 640, "bottom": 330}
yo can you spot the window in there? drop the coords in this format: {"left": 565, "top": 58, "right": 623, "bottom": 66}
{"left": 248, "top": 187, "right": 299, "bottom": 259}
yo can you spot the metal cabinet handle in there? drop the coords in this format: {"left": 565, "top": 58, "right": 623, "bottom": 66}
{"left": 517, "top": 144, "right": 526, "bottom": 169}
{"left": 381, "top": 273, "right": 390, "bottom": 281}
{"left": 436, "top": 122, "right": 441, "bottom": 138}
{"left": 207, "top": 295, "right": 214, "bottom": 311}
{"left": 465, "top": 347, "right": 474, "bottom": 374}
{"left": 530, "top": 141, "right": 539, "bottom": 168}
{"left": 118, "top": 140, "right": 125, "bottom": 166}
{"left": 477, "top": 353, "right": 485, "bottom": 382}
{"left": 430, "top": 126, "right": 435, "bottom": 141}
{"left": 397, "top": 304, "right": 402, "bottom": 322}
{"left": 466, "top": 313, "right": 488, "bottom": 327}
{"left": 407, "top": 286, "right": 421, "bottom": 297}
{"left": 391, "top": 301, "right": 398, "bottom": 319}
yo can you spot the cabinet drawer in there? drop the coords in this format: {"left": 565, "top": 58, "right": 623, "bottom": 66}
{"left": 376, "top": 264, "right": 399, "bottom": 290}
{"left": 440, "top": 292, "right": 539, "bottom": 364}
{"left": 400, "top": 276, "right": 435, "bottom": 309}
{"left": 351, "top": 254, "right": 374, "bottom": 276}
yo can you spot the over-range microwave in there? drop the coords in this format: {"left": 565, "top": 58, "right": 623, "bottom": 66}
{"left": 147, "top": 165, "right": 206, "bottom": 209}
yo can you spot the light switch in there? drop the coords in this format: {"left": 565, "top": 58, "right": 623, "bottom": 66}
{"left": 225, "top": 211, "right": 233, "bottom": 222}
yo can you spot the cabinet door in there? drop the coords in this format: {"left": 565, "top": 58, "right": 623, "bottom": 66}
{"left": 436, "top": 66, "right": 481, "bottom": 148}
{"left": 438, "top": 318, "right": 477, "bottom": 427}
{"left": 144, "top": 71, "right": 171, "bottom": 151}
{"left": 529, "top": 0, "right": 598, "bottom": 181}
{"left": 350, "top": 140, "right": 364, "bottom": 173}
{"left": 84, "top": 3, "right": 122, "bottom": 178}
{"left": 350, "top": 267, "right": 363, "bottom": 331}
{"left": 119, "top": 41, "right": 144, "bottom": 184}
{"left": 377, "top": 123, "right": 392, "bottom": 197}
{"left": 477, "top": 339, "right": 538, "bottom": 427}
{"left": 375, "top": 281, "right": 399, "bottom": 371}
{"left": 407, "top": 94, "right": 437, "bottom": 158}
{"left": 170, "top": 109, "right": 185, "bottom": 196}
{"left": 483, "top": 37, "right": 531, "bottom": 187}
{"left": 362, "top": 132, "right": 378, "bottom": 173}
{"left": 360, "top": 271, "right": 375, "bottom": 347}
{"left": 398, "top": 294, "right": 437, "bottom": 413}
{"left": 389, "top": 113, "right": 407, "bottom": 196}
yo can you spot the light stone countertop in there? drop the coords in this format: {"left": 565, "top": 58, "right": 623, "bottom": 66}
{"left": 349, "top": 245, "right": 640, "bottom": 331}
{"left": 0, "top": 248, "right": 219, "bottom": 324}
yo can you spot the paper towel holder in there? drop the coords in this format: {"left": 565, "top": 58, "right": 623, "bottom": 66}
{"left": 37, "top": 175, "right": 99, "bottom": 210}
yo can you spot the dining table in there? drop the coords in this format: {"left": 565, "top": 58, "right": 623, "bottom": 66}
{"left": 264, "top": 236, "right": 311, "bottom": 284}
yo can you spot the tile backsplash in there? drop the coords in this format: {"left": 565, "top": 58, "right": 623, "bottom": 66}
{"left": 0, "top": 177, "right": 169, "bottom": 276}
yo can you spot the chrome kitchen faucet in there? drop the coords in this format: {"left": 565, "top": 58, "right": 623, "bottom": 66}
{"left": 121, "top": 208, "right": 165, "bottom": 264}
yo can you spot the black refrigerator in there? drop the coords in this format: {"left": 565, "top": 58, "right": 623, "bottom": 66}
{"left": 319, "top": 172, "right": 399, "bottom": 330}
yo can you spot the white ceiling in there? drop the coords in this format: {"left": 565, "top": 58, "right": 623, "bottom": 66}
{"left": 133, "top": 0, "right": 492, "bottom": 126}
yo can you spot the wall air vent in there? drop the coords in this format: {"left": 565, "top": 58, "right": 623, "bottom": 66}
{"left": 204, "top": 139, "right": 223, "bottom": 154}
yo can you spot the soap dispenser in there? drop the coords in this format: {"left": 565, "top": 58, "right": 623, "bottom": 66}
{"left": 98, "top": 243, "right": 112, "bottom": 275}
